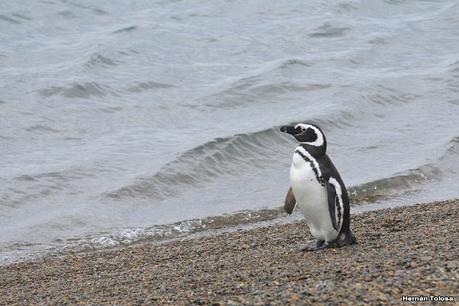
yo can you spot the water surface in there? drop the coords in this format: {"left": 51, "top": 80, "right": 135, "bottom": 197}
{"left": 1, "top": 0, "right": 459, "bottom": 264}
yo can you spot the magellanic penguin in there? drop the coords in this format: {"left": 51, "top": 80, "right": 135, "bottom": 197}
{"left": 280, "top": 123, "right": 356, "bottom": 251}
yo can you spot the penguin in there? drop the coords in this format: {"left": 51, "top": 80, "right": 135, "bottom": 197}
{"left": 280, "top": 123, "right": 356, "bottom": 251}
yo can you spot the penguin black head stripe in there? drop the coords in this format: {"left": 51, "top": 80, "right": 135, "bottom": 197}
{"left": 280, "top": 122, "right": 356, "bottom": 251}
{"left": 281, "top": 123, "right": 327, "bottom": 157}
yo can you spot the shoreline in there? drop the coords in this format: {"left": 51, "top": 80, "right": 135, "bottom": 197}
{"left": 1, "top": 199, "right": 457, "bottom": 305}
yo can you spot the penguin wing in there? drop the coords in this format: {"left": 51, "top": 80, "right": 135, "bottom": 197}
{"left": 284, "top": 187, "right": 296, "bottom": 214}
{"left": 325, "top": 178, "right": 344, "bottom": 232}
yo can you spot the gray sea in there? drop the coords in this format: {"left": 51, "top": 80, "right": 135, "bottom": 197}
{"left": 1, "top": 0, "right": 459, "bottom": 264}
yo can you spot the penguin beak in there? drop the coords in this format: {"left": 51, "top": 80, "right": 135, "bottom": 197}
{"left": 280, "top": 125, "right": 301, "bottom": 136}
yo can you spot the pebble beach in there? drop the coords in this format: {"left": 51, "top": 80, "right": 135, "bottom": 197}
{"left": 0, "top": 199, "right": 457, "bottom": 305}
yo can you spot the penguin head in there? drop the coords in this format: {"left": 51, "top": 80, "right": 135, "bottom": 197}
{"left": 280, "top": 123, "right": 327, "bottom": 154}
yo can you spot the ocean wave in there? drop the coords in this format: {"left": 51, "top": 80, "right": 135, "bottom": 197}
{"left": 447, "top": 59, "right": 459, "bottom": 72}
{"left": 85, "top": 54, "right": 118, "bottom": 68}
{"left": 24, "top": 125, "right": 60, "bottom": 134}
{"left": 112, "top": 25, "right": 137, "bottom": 34}
{"left": 39, "top": 79, "right": 175, "bottom": 99}
{"left": 126, "top": 81, "right": 176, "bottom": 93}
{"left": 0, "top": 15, "right": 21, "bottom": 25}
{"left": 348, "top": 165, "right": 442, "bottom": 204}
{"left": 105, "top": 127, "right": 292, "bottom": 200}
{"left": 202, "top": 82, "right": 331, "bottom": 110}
{"left": 11, "top": 13, "right": 32, "bottom": 21}
{"left": 39, "top": 82, "right": 111, "bottom": 99}
{"left": 195, "top": 58, "right": 327, "bottom": 110}
{"left": 104, "top": 113, "right": 355, "bottom": 201}
{"left": 66, "top": 2, "right": 108, "bottom": 16}
{"left": 350, "top": 136, "right": 459, "bottom": 203}
{"left": 4, "top": 168, "right": 93, "bottom": 208}
{"left": 365, "top": 85, "right": 419, "bottom": 106}
{"left": 278, "top": 58, "right": 313, "bottom": 69}
{"left": 440, "top": 136, "right": 459, "bottom": 163}
{"left": 308, "top": 22, "right": 350, "bottom": 38}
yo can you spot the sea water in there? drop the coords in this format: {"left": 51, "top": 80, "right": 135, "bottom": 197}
{"left": 1, "top": 0, "right": 458, "bottom": 264}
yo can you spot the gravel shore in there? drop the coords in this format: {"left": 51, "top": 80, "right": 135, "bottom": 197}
{"left": 1, "top": 199, "right": 458, "bottom": 305}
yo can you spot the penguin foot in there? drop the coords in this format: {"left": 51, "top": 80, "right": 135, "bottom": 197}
{"left": 319, "top": 241, "right": 337, "bottom": 250}
{"left": 336, "top": 230, "right": 357, "bottom": 247}
{"left": 301, "top": 240, "right": 340, "bottom": 252}
{"left": 300, "top": 240, "right": 325, "bottom": 252}
{"left": 301, "top": 231, "right": 357, "bottom": 252}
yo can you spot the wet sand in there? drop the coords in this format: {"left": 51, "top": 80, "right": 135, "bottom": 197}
{"left": 0, "top": 199, "right": 457, "bottom": 305}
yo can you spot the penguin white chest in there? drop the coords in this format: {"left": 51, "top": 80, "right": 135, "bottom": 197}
{"left": 290, "top": 152, "right": 338, "bottom": 242}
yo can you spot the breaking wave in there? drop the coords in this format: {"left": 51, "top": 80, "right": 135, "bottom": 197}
{"left": 106, "top": 127, "right": 292, "bottom": 200}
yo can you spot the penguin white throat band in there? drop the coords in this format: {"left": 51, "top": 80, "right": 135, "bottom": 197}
{"left": 295, "top": 146, "right": 324, "bottom": 185}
